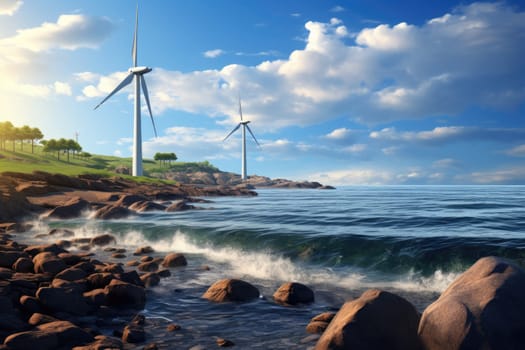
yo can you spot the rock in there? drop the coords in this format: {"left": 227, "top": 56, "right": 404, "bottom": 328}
{"left": 72, "top": 335, "right": 123, "bottom": 350}
{"left": 143, "top": 342, "right": 158, "bottom": 350}
{"left": 140, "top": 256, "right": 153, "bottom": 262}
{"left": 203, "top": 279, "right": 260, "bottom": 302}
{"left": 111, "top": 253, "right": 126, "bottom": 259}
{"left": 32, "top": 252, "right": 67, "bottom": 275}
{"left": 166, "top": 324, "right": 181, "bottom": 332}
{"left": 115, "top": 194, "right": 148, "bottom": 208}
{"left": 133, "top": 246, "right": 154, "bottom": 256}
{"left": 3, "top": 330, "right": 58, "bottom": 350}
{"left": 116, "top": 271, "right": 144, "bottom": 287}
{"left": 273, "top": 282, "right": 314, "bottom": 305}
{"left": 104, "top": 280, "right": 145, "bottom": 309}
{"left": 24, "top": 243, "right": 66, "bottom": 257}
{"left": 315, "top": 289, "right": 421, "bottom": 350}
{"left": 140, "top": 272, "right": 160, "bottom": 288}
{"left": 86, "top": 273, "right": 114, "bottom": 289}
{"left": 51, "top": 278, "right": 87, "bottom": 293}
{"left": 122, "top": 324, "right": 145, "bottom": 343}
{"left": 418, "top": 256, "right": 525, "bottom": 350}
{"left": 19, "top": 295, "right": 43, "bottom": 314}
{"left": 157, "top": 269, "right": 171, "bottom": 278}
{"left": 128, "top": 201, "right": 166, "bottom": 212}
{"left": 216, "top": 338, "right": 235, "bottom": 347}
{"left": 137, "top": 261, "right": 159, "bottom": 272}
{"left": 57, "top": 252, "right": 82, "bottom": 265}
{"left": 165, "top": 200, "right": 194, "bottom": 212}
{"left": 306, "top": 312, "right": 336, "bottom": 334}
{"left": 83, "top": 288, "right": 106, "bottom": 306}
{"left": 55, "top": 267, "right": 87, "bottom": 281}
{"left": 44, "top": 197, "right": 89, "bottom": 219}
{"left": 28, "top": 313, "right": 59, "bottom": 326}
{"left": 36, "top": 286, "right": 94, "bottom": 316}
{"left": 12, "top": 257, "right": 34, "bottom": 273}
{"left": 90, "top": 234, "right": 117, "bottom": 247}
{"left": 92, "top": 205, "right": 132, "bottom": 220}
{"left": 47, "top": 228, "right": 75, "bottom": 237}
{"left": 161, "top": 252, "right": 187, "bottom": 267}
{"left": 36, "top": 320, "right": 93, "bottom": 348}
{"left": 0, "top": 251, "right": 28, "bottom": 268}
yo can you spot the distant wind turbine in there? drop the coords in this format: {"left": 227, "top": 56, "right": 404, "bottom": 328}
{"left": 223, "top": 97, "right": 261, "bottom": 180}
{"left": 94, "top": 6, "right": 157, "bottom": 177}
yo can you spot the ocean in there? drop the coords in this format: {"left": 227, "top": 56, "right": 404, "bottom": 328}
{"left": 28, "top": 186, "right": 525, "bottom": 349}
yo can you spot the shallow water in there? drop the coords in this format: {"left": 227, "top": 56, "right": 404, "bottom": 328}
{"left": 23, "top": 185, "right": 525, "bottom": 348}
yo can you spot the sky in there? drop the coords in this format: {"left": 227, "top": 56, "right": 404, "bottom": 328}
{"left": 0, "top": 0, "right": 524, "bottom": 185}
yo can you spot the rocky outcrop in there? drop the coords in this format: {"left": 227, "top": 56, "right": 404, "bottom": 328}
{"left": 161, "top": 253, "right": 187, "bottom": 267}
{"left": 306, "top": 312, "right": 336, "bottom": 334}
{"left": 273, "top": 282, "right": 314, "bottom": 305}
{"left": 315, "top": 289, "right": 421, "bottom": 350}
{"left": 202, "top": 278, "right": 260, "bottom": 302}
{"left": 92, "top": 205, "right": 132, "bottom": 220}
{"left": 43, "top": 197, "right": 89, "bottom": 219}
{"left": 418, "top": 256, "right": 525, "bottom": 350}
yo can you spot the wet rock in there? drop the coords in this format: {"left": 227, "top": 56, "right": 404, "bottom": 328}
{"left": 90, "top": 234, "right": 117, "bottom": 247}
{"left": 166, "top": 324, "right": 181, "bottom": 332}
{"left": 115, "top": 194, "right": 149, "bottom": 208}
{"left": 140, "top": 256, "right": 153, "bottom": 262}
{"left": 44, "top": 197, "right": 90, "bottom": 219}
{"left": 36, "top": 286, "right": 94, "bottom": 316}
{"left": 12, "top": 257, "right": 33, "bottom": 273}
{"left": 418, "top": 256, "right": 525, "bottom": 350}
{"left": 36, "top": 320, "right": 93, "bottom": 348}
{"left": 133, "top": 246, "right": 154, "bottom": 256}
{"left": 24, "top": 243, "right": 66, "bottom": 257}
{"left": 51, "top": 278, "right": 87, "bottom": 293}
{"left": 55, "top": 267, "right": 87, "bottom": 281}
{"left": 165, "top": 200, "right": 194, "bottom": 212}
{"left": 104, "top": 280, "right": 145, "bottom": 309}
{"left": 273, "top": 282, "right": 314, "bottom": 305}
{"left": 3, "top": 330, "right": 58, "bottom": 350}
{"left": 19, "top": 295, "right": 43, "bottom": 314}
{"left": 122, "top": 314, "right": 146, "bottom": 343}
{"left": 216, "top": 337, "right": 235, "bottom": 347}
{"left": 157, "top": 269, "right": 171, "bottom": 278}
{"left": 315, "top": 289, "right": 421, "bottom": 350}
{"left": 83, "top": 288, "right": 106, "bottom": 306}
{"left": 72, "top": 335, "right": 123, "bottom": 350}
{"left": 143, "top": 342, "right": 158, "bottom": 350}
{"left": 140, "top": 272, "right": 160, "bottom": 288}
{"left": 111, "top": 253, "right": 126, "bottom": 259}
{"left": 28, "top": 313, "right": 59, "bottom": 326}
{"left": 86, "top": 273, "right": 114, "bottom": 289}
{"left": 161, "top": 252, "right": 187, "bottom": 268}
{"left": 92, "top": 204, "right": 132, "bottom": 220}
{"left": 116, "top": 271, "right": 144, "bottom": 287}
{"left": 306, "top": 312, "right": 336, "bottom": 334}
{"left": 47, "top": 228, "right": 75, "bottom": 237}
{"left": 203, "top": 279, "right": 260, "bottom": 303}
{"left": 32, "top": 252, "right": 67, "bottom": 275}
{"left": 0, "top": 251, "right": 28, "bottom": 268}
{"left": 128, "top": 201, "right": 166, "bottom": 212}
{"left": 137, "top": 261, "right": 159, "bottom": 272}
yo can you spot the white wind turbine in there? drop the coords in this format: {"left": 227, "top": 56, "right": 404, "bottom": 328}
{"left": 94, "top": 7, "right": 157, "bottom": 177}
{"left": 223, "top": 97, "right": 261, "bottom": 180}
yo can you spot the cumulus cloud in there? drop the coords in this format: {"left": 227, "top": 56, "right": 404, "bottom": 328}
{"left": 466, "top": 167, "right": 525, "bottom": 184}
{"left": 54, "top": 81, "right": 72, "bottom": 96}
{"left": 505, "top": 144, "right": 525, "bottom": 157}
{"left": 308, "top": 168, "right": 394, "bottom": 185}
{"left": 80, "top": 3, "right": 525, "bottom": 129}
{"left": 0, "top": 14, "right": 114, "bottom": 54}
{"left": 0, "top": 0, "right": 23, "bottom": 16}
{"left": 330, "top": 6, "right": 345, "bottom": 13}
{"left": 325, "top": 127, "right": 353, "bottom": 140}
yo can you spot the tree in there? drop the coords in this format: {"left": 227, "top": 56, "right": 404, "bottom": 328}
{"left": 0, "top": 121, "right": 14, "bottom": 150}
{"left": 29, "top": 127, "right": 43, "bottom": 154}
{"left": 43, "top": 139, "right": 60, "bottom": 160}
{"left": 154, "top": 152, "right": 177, "bottom": 167}
{"left": 19, "top": 125, "right": 32, "bottom": 151}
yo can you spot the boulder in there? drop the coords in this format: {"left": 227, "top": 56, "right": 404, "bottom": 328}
{"left": 36, "top": 287, "right": 94, "bottom": 316}
{"left": 128, "top": 201, "right": 166, "bottom": 212}
{"left": 202, "top": 279, "right": 260, "bottom": 302}
{"left": 137, "top": 261, "right": 159, "bottom": 272}
{"left": 0, "top": 251, "right": 28, "bottom": 268}
{"left": 306, "top": 312, "right": 336, "bottom": 334}
{"left": 28, "top": 313, "right": 59, "bottom": 326}
{"left": 104, "top": 280, "right": 145, "bottom": 309}
{"left": 92, "top": 205, "right": 132, "bottom": 220}
{"left": 36, "top": 320, "right": 93, "bottom": 347}
{"left": 44, "top": 197, "right": 89, "bottom": 219}
{"left": 273, "top": 282, "right": 314, "bottom": 305}
{"left": 315, "top": 289, "right": 421, "bottom": 350}
{"left": 19, "top": 295, "right": 43, "bottom": 314}
{"left": 24, "top": 243, "right": 66, "bottom": 257}
{"left": 161, "top": 252, "right": 187, "bottom": 267}
{"left": 54, "top": 267, "right": 87, "bottom": 281}
{"left": 122, "top": 314, "right": 146, "bottom": 343}
{"left": 32, "top": 252, "right": 67, "bottom": 275}
{"left": 115, "top": 194, "right": 148, "bottom": 208}
{"left": 12, "top": 257, "right": 34, "bottom": 273}
{"left": 86, "top": 273, "right": 114, "bottom": 289}
{"left": 90, "top": 234, "right": 117, "bottom": 247}
{"left": 3, "top": 330, "right": 58, "bottom": 350}
{"left": 418, "top": 256, "right": 525, "bottom": 350}
{"left": 51, "top": 278, "right": 87, "bottom": 293}
{"left": 47, "top": 228, "right": 75, "bottom": 237}
{"left": 116, "top": 270, "right": 144, "bottom": 287}
{"left": 165, "top": 200, "right": 194, "bottom": 212}
{"left": 72, "top": 335, "right": 123, "bottom": 350}
{"left": 140, "top": 272, "right": 160, "bottom": 288}
{"left": 83, "top": 288, "right": 107, "bottom": 306}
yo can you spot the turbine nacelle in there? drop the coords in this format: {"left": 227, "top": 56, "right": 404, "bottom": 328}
{"left": 129, "top": 66, "right": 152, "bottom": 74}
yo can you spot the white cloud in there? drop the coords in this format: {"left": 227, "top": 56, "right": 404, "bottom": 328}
{"left": 325, "top": 127, "right": 352, "bottom": 140}
{"left": 467, "top": 167, "right": 525, "bottom": 184}
{"left": 505, "top": 144, "right": 525, "bottom": 157}
{"left": 308, "top": 168, "right": 394, "bottom": 185}
{"left": 343, "top": 144, "right": 366, "bottom": 153}
{"left": 433, "top": 158, "right": 460, "bottom": 168}
{"left": 370, "top": 126, "right": 465, "bottom": 142}
{"left": 330, "top": 6, "right": 345, "bottom": 13}
{"left": 0, "top": 0, "right": 23, "bottom": 16}
{"left": 81, "top": 3, "right": 525, "bottom": 130}
{"left": 0, "top": 14, "right": 114, "bottom": 53}
{"left": 204, "top": 49, "right": 225, "bottom": 58}
{"left": 54, "top": 81, "right": 72, "bottom": 96}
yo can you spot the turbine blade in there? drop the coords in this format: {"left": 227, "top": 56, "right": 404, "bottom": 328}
{"left": 132, "top": 5, "right": 138, "bottom": 67}
{"left": 246, "top": 124, "right": 261, "bottom": 147}
{"left": 223, "top": 123, "right": 241, "bottom": 141}
{"left": 93, "top": 73, "right": 134, "bottom": 110}
{"left": 140, "top": 75, "right": 157, "bottom": 137}
{"left": 238, "top": 95, "right": 243, "bottom": 121}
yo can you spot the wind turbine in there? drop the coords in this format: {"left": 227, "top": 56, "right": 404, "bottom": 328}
{"left": 94, "top": 7, "right": 157, "bottom": 177}
{"left": 223, "top": 97, "right": 260, "bottom": 180}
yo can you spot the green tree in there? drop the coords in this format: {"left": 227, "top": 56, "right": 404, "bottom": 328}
{"left": 0, "top": 121, "right": 14, "bottom": 150}
{"left": 29, "top": 127, "right": 43, "bottom": 154}
{"left": 43, "top": 139, "right": 60, "bottom": 160}
{"left": 154, "top": 152, "right": 177, "bottom": 168}
{"left": 19, "top": 125, "right": 32, "bottom": 151}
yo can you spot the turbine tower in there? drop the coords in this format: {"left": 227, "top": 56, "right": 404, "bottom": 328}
{"left": 94, "top": 7, "right": 157, "bottom": 176}
{"left": 223, "top": 97, "right": 260, "bottom": 180}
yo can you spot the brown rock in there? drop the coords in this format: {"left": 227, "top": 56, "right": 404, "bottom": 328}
{"left": 90, "top": 234, "right": 117, "bottom": 247}
{"left": 32, "top": 252, "right": 67, "bottom": 275}
{"left": 4, "top": 330, "right": 58, "bottom": 350}
{"left": 115, "top": 194, "right": 148, "bottom": 207}
{"left": 55, "top": 267, "right": 87, "bottom": 281}
{"left": 86, "top": 273, "right": 114, "bottom": 289}
{"left": 137, "top": 261, "right": 159, "bottom": 272}
{"left": 83, "top": 288, "right": 106, "bottom": 306}
{"left": 202, "top": 279, "right": 260, "bottom": 302}
{"left": 28, "top": 313, "right": 59, "bottom": 326}
{"left": 51, "top": 278, "right": 87, "bottom": 293}
{"left": 116, "top": 270, "right": 144, "bottom": 287}
{"left": 273, "top": 282, "right": 314, "bottom": 305}
{"left": 157, "top": 269, "right": 171, "bottom": 278}
{"left": 315, "top": 289, "right": 421, "bottom": 350}
{"left": 140, "top": 272, "right": 160, "bottom": 288}
{"left": 24, "top": 243, "right": 66, "bottom": 257}
{"left": 104, "top": 279, "right": 145, "bottom": 309}
{"left": 44, "top": 197, "right": 90, "bottom": 219}
{"left": 165, "top": 200, "right": 194, "bottom": 212}
{"left": 57, "top": 252, "right": 82, "bottom": 265}
{"left": 306, "top": 312, "right": 336, "bottom": 334}
{"left": 122, "top": 324, "right": 145, "bottom": 343}
{"left": 161, "top": 252, "right": 187, "bottom": 267}
{"left": 128, "top": 200, "right": 166, "bottom": 212}
{"left": 111, "top": 253, "right": 126, "bottom": 259}
{"left": 216, "top": 338, "right": 235, "bottom": 347}
{"left": 166, "top": 324, "right": 181, "bottom": 332}
{"left": 48, "top": 228, "right": 75, "bottom": 237}
{"left": 418, "top": 256, "right": 525, "bottom": 350}
{"left": 133, "top": 246, "right": 154, "bottom": 255}
{"left": 36, "top": 320, "right": 94, "bottom": 348}
{"left": 19, "top": 295, "right": 43, "bottom": 314}
{"left": 72, "top": 335, "right": 123, "bottom": 350}
{"left": 0, "top": 251, "right": 28, "bottom": 268}
{"left": 93, "top": 204, "right": 132, "bottom": 220}
{"left": 36, "top": 286, "right": 94, "bottom": 315}
{"left": 140, "top": 256, "right": 153, "bottom": 262}
{"left": 12, "top": 257, "right": 33, "bottom": 273}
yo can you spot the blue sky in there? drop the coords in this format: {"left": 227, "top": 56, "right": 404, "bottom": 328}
{"left": 1, "top": 0, "right": 524, "bottom": 185}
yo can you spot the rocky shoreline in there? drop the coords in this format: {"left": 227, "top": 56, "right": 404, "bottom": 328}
{"left": 1, "top": 171, "right": 525, "bottom": 349}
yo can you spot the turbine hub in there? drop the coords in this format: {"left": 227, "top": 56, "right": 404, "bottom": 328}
{"left": 241, "top": 121, "right": 251, "bottom": 125}
{"left": 129, "top": 66, "right": 152, "bottom": 74}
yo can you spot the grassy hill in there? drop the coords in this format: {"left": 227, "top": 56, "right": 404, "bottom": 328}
{"left": 0, "top": 144, "right": 219, "bottom": 182}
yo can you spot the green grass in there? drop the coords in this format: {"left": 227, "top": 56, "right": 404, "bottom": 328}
{"left": 0, "top": 142, "right": 219, "bottom": 183}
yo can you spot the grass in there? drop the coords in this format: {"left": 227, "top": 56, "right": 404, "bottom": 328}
{"left": 0, "top": 142, "right": 220, "bottom": 183}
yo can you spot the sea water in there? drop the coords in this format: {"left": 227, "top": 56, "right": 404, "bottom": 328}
{"left": 30, "top": 186, "right": 525, "bottom": 348}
